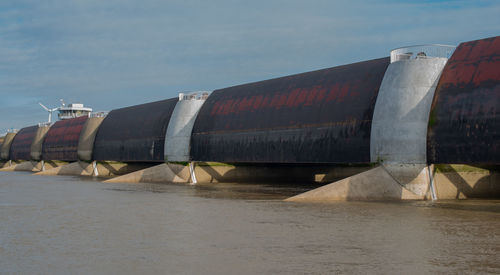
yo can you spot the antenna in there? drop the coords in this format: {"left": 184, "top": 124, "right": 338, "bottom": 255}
{"left": 39, "top": 102, "right": 59, "bottom": 123}
{"left": 60, "top": 99, "right": 66, "bottom": 107}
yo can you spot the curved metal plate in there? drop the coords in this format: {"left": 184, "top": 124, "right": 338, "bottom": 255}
{"left": 93, "top": 98, "right": 178, "bottom": 162}
{"left": 42, "top": 116, "right": 87, "bottom": 161}
{"left": 427, "top": 36, "right": 500, "bottom": 164}
{"left": 191, "top": 57, "right": 390, "bottom": 163}
{"left": 9, "top": 125, "right": 38, "bottom": 161}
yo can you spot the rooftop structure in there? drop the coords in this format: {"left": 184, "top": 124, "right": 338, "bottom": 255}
{"left": 58, "top": 102, "right": 93, "bottom": 120}
{"left": 39, "top": 100, "right": 93, "bottom": 123}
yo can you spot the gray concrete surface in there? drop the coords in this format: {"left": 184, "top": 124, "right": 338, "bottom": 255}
{"left": 30, "top": 125, "right": 51, "bottom": 161}
{"left": 0, "top": 132, "right": 16, "bottom": 160}
{"left": 286, "top": 166, "right": 425, "bottom": 202}
{"left": 370, "top": 57, "right": 447, "bottom": 164}
{"left": 104, "top": 163, "right": 190, "bottom": 183}
{"left": 164, "top": 93, "right": 208, "bottom": 162}
{"left": 78, "top": 117, "right": 105, "bottom": 161}
{"left": 34, "top": 161, "right": 151, "bottom": 177}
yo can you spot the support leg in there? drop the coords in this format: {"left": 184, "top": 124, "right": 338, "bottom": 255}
{"left": 92, "top": 161, "right": 99, "bottom": 177}
{"left": 427, "top": 165, "right": 437, "bottom": 201}
{"left": 189, "top": 162, "right": 197, "bottom": 185}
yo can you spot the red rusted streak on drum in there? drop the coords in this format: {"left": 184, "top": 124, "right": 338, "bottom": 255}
{"left": 42, "top": 116, "right": 87, "bottom": 161}
{"left": 428, "top": 36, "right": 500, "bottom": 164}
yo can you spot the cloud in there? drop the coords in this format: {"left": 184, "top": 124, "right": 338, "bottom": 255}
{"left": 0, "top": 0, "right": 499, "bottom": 132}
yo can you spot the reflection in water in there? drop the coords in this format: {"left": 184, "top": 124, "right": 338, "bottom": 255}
{"left": 0, "top": 172, "right": 499, "bottom": 274}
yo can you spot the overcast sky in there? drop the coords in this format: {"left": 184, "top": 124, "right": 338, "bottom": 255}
{"left": 0, "top": 0, "right": 499, "bottom": 133}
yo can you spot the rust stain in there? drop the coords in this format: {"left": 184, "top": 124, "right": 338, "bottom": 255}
{"left": 9, "top": 125, "right": 38, "bottom": 160}
{"left": 428, "top": 36, "right": 500, "bottom": 164}
{"left": 42, "top": 116, "right": 87, "bottom": 161}
{"left": 192, "top": 57, "right": 389, "bottom": 163}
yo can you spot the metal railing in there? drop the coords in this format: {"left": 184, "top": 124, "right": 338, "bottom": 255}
{"left": 178, "top": 91, "right": 212, "bottom": 101}
{"left": 38, "top": 122, "right": 52, "bottom": 127}
{"left": 90, "top": 111, "right": 108, "bottom": 118}
{"left": 0, "top": 129, "right": 17, "bottom": 136}
{"left": 390, "top": 44, "right": 456, "bottom": 63}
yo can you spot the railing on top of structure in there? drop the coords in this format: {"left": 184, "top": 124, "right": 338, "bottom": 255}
{"left": 90, "top": 111, "right": 108, "bottom": 118}
{"left": 0, "top": 128, "right": 18, "bottom": 137}
{"left": 36, "top": 112, "right": 107, "bottom": 126}
{"left": 178, "top": 91, "right": 211, "bottom": 101}
{"left": 38, "top": 122, "right": 52, "bottom": 127}
{"left": 390, "top": 44, "right": 456, "bottom": 63}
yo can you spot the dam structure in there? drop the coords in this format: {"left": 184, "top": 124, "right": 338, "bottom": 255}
{"left": 1, "top": 35, "right": 499, "bottom": 201}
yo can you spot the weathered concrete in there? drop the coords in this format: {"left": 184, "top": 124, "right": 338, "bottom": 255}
{"left": 371, "top": 57, "right": 448, "bottom": 164}
{"left": 286, "top": 166, "right": 425, "bottom": 202}
{"left": 381, "top": 163, "right": 430, "bottom": 196}
{"left": 31, "top": 125, "right": 51, "bottom": 161}
{"left": 0, "top": 132, "right": 16, "bottom": 160}
{"left": 190, "top": 163, "right": 368, "bottom": 184}
{"left": 286, "top": 164, "right": 500, "bottom": 202}
{"left": 0, "top": 160, "right": 62, "bottom": 172}
{"left": 100, "top": 162, "right": 368, "bottom": 185}
{"left": 35, "top": 161, "right": 95, "bottom": 176}
{"left": 164, "top": 93, "right": 208, "bottom": 162}
{"left": 0, "top": 161, "right": 37, "bottom": 172}
{"left": 0, "top": 160, "right": 22, "bottom": 169}
{"left": 77, "top": 117, "right": 105, "bottom": 161}
{"left": 431, "top": 165, "right": 500, "bottom": 199}
{"left": 34, "top": 161, "right": 152, "bottom": 177}
{"left": 104, "top": 163, "right": 190, "bottom": 183}
{"left": 312, "top": 166, "right": 373, "bottom": 183}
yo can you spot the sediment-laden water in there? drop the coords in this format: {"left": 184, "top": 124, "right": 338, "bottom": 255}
{"left": 0, "top": 172, "right": 499, "bottom": 274}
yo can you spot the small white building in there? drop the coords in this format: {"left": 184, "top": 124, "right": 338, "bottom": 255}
{"left": 58, "top": 103, "right": 93, "bottom": 120}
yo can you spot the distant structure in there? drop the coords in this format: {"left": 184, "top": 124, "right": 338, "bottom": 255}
{"left": 39, "top": 99, "right": 93, "bottom": 123}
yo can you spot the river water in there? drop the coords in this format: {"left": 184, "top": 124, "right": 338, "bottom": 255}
{"left": 0, "top": 171, "right": 499, "bottom": 274}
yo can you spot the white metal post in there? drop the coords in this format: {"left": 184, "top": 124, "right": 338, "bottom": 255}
{"left": 92, "top": 161, "right": 99, "bottom": 176}
{"left": 427, "top": 165, "right": 437, "bottom": 201}
{"left": 189, "top": 162, "right": 197, "bottom": 185}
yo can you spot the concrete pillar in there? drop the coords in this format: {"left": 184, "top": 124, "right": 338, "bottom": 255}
{"left": 77, "top": 117, "right": 105, "bottom": 161}
{"left": 368, "top": 56, "right": 449, "bottom": 196}
{"left": 30, "top": 125, "right": 51, "bottom": 161}
{"left": 370, "top": 57, "right": 448, "bottom": 164}
{"left": 0, "top": 132, "right": 16, "bottom": 160}
{"left": 164, "top": 92, "right": 210, "bottom": 162}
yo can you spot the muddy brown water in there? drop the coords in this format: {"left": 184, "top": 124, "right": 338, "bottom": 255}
{"left": 0, "top": 171, "right": 499, "bottom": 274}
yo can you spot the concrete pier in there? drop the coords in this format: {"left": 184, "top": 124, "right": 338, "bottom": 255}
{"left": 103, "top": 163, "right": 190, "bottom": 183}
{"left": 285, "top": 166, "right": 426, "bottom": 202}
{"left": 0, "top": 132, "right": 16, "bottom": 160}
{"left": 285, "top": 164, "right": 500, "bottom": 202}
{"left": 77, "top": 117, "right": 105, "bottom": 161}
{"left": 164, "top": 92, "right": 209, "bottom": 162}
{"left": 34, "top": 161, "right": 153, "bottom": 177}
{"left": 98, "top": 163, "right": 369, "bottom": 185}
{"left": 0, "top": 160, "right": 63, "bottom": 172}
{"left": 370, "top": 57, "right": 447, "bottom": 164}
{"left": 30, "top": 125, "right": 51, "bottom": 161}
{"left": 431, "top": 165, "right": 500, "bottom": 199}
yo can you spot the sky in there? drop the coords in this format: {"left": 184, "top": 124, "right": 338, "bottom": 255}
{"left": 0, "top": 0, "right": 499, "bottom": 133}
